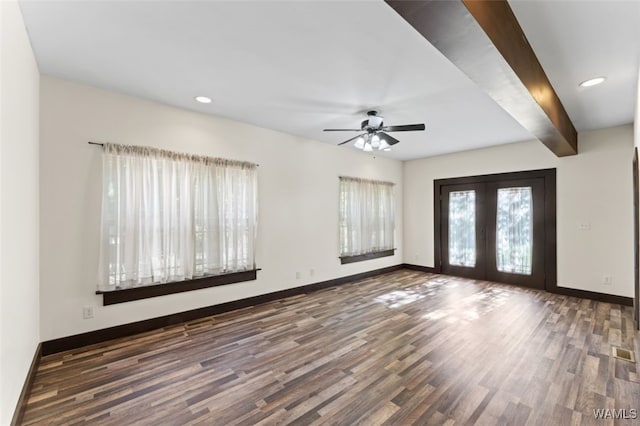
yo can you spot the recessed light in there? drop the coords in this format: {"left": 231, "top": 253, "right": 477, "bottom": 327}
{"left": 579, "top": 77, "right": 606, "bottom": 88}
{"left": 195, "top": 96, "right": 212, "bottom": 104}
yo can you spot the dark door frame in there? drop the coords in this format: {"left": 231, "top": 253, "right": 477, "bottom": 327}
{"left": 434, "top": 168, "right": 557, "bottom": 292}
{"left": 485, "top": 177, "right": 546, "bottom": 289}
{"left": 440, "top": 182, "right": 487, "bottom": 280}
{"left": 633, "top": 148, "right": 639, "bottom": 329}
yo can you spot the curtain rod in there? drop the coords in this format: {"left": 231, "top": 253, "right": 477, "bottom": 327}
{"left": 87, "top": 142, "right": 259, "bottom": 166}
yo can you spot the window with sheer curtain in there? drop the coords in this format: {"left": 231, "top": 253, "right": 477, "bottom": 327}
{"left": 339, "top": 177, "right": 395, "bottom": 258}
{"left": 448, "top": 190, "right": 477, "bottom": 267}
{"left": 97, "top": 143, "right": 258, "bottom": 292}
{"left": 496, "top": 187, "right": 533, "bottom": 275}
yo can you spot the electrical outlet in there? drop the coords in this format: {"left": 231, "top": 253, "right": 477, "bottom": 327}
{"left": 603, "top": 276, "right": 612, "bottom": 285}
{"left": 295, "top": 271, "right": 301, "bottom": 279}
{"left": 310, "top": 268, "right": 315, "bottom": 277}
{"left": 82, "top": 306, "right": 95, "bottom": 319}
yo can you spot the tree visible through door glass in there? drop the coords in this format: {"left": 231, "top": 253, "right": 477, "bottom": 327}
{"left": 496, "top": 187, "right": 533, "bottom": 275}
{"left": 448, "top": 190, "right": 476, "bottom": 267}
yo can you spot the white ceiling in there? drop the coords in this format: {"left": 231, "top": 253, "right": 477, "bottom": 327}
{"left": 18, "top": 1, "right": 639, "bottom": 160}
{"left": 509, "top": 0, "right": 640, "bottom": 132}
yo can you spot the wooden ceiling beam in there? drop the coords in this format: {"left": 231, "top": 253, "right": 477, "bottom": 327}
{"left": 385, "top": 0, "right": 578, "bottom": 157}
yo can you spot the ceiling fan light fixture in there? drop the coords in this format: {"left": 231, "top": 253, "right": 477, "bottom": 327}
{"left": 195, "top": 96, "right": 212, "bottom": 104}
{"left": 378, "top": 139, "right": 390, "bottom": 150}
{"left": 363, "top": 142, "right": 373, "bottom": 152}
{"left": 371, "top": 134, "right": 380, "bottom": 149}
{"left": 354, "top": 137, "right": 365, "bottom": 149}
{"left": 383, "top": 148, "right": 391, "bottom": 152}
{"left": 579, "top": 77, "right": 606, "bottom": 88}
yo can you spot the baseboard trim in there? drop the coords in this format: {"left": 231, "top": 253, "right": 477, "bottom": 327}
{"left": 40, "top": 265, "right": 632, "bottom": 356}
{"left": 402, "top": 263, "right": 437, "bottom": 273}
{"left": 41, "top": 264, "right": 404, "bottom": 356}
{"left": 10, "top": 343, "right": 42, "bottom": 426}
{"left": 552, "top": 286, "right": 633, "bottom": 306}
{"left": 403, "top": 264, "right": 631, "bottom": 306}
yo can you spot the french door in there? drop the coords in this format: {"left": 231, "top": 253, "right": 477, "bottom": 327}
{"left": 437, "top": 171, "right": 553, "bottom": 290}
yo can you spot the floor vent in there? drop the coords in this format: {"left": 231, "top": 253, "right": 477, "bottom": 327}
{"left": 612, "top": 346, "right": 636, "bottom": 363}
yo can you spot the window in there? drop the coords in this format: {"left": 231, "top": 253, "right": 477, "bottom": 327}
{"left": 97, "top": 143, "right": 258, "bottom": 292}
{"left": 448, "top": 190, "right": 476, "bottom": 267}
{"left": 496, "top": 187, "right": 533, "bottom": 275}
{"left": 339, "top": 177, "right": 395, "bottom": 263}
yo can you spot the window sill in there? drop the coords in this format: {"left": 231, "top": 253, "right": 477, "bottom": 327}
{"left": 96, "top": 269, "right": 260, "bottom": 305}
{"left": 340, "top": 249, "right": 396, "bottom": 264}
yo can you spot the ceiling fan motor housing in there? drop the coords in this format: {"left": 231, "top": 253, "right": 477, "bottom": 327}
{"left": 361, "top": 111, "right": 384, "bottom": 130}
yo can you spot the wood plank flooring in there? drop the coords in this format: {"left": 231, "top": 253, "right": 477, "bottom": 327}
{"left": 23, "top": 271, "right": 640, "bottom": 425}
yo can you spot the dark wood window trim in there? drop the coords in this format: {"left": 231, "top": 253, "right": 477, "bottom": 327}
{"left": 340, "top": 249, "right": 396, "bottom": 264}
{"left": 97, "top": 269, "right": 260, "bottom": 305}
{"left": 434, "top": 168, "right": 557, "bottom": 292}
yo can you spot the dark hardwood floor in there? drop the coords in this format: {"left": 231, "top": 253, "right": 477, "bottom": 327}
{"left": 23, "top": 270, "right": 639, "bottom": 425}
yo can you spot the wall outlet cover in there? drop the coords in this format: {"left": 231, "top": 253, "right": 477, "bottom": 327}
{"left": 82, "top": 306, "right": 95, "bottom": 319}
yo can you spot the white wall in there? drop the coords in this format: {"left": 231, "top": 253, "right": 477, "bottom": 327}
{"left": 39, "top": 76, "right": 403, "bottom": 341}
{"left": 404, "top": 125, "right": 634, "bottom": 297}
{"left": 0, "top": 1, "right": 40, "bottom": 424}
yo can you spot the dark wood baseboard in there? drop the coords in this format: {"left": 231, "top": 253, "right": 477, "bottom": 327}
{"left": 552, "top": 286, "right": 633, "bottom": 307}
{"left": 402, "top": 263, "right": 437, "bottom": 273}
{"left": 10, "top": 343, "right": 41, "bottom": 426}
{"left": 41, "top": 265, "right": 631, "bottom": 357}
{"left": 403, "top": 265, "right": 631, "bottom": 306}
{"left": 403, "top": 264, "right": 631, "bottom": 306}
{"left": 42, "top": 264, "right": 404, "bottom": 356}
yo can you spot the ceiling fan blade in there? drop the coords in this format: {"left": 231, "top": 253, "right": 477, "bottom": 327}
{"left": 378, "top": 132, "right": 400, "bottom": 146}
{"left": 323, "top": 128, "right": 362, "bottom": 132}
{"left": 337, "top": 134, "right": 366, "bottom": 146}
{"left": 381, "top": 124, "right": 426, "bottom": 132}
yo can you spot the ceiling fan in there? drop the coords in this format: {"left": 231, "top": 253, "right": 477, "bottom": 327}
{"left": 323, "top": 111, "right": 425, "bottom": 152}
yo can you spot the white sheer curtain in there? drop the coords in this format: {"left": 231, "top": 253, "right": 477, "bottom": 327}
{"left": 448, "top": 190, "right": 476, "bottom": 267}
{"left": 339, "top": 177, "right": 395, "bottom": 257}
{"left": 496, "top": 186, "right": 533, "bottom": 275}
{"left": 97, "top": 143, "right": 257, "bottom": 291}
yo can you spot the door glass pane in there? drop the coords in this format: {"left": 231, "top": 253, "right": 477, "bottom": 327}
{"left": 449, "top": 190, "right": 476, "bottom": 267}
{"left": 496, "top": 187, "right": 533, "bottom": 275}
